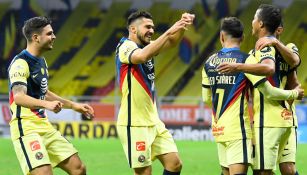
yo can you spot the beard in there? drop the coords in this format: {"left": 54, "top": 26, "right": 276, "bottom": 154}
{"left": 137, "top": 32, "right": 151, "bottom": 46}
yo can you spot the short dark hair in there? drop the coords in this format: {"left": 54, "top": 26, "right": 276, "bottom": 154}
{"left": 220, "top": 17, "right": 243, "bottom": 38}
{"left": 22, "top": 16, "right": 52, "bottom": 41}
{"left": 127, "top": 11, "right": 152, "bottom": 27}
{"left": 257, "top": 4, "right": 282, "bottom": 34}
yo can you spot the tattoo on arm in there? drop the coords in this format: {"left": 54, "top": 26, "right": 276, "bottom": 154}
{"left": 12, "top": 84, "right": 27, "bottom": 94}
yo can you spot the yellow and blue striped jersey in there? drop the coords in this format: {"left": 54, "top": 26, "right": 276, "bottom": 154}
{"left": 115, "top": 37, "right": 159, "bottom": 126}
{"left": 8, "top": 50, "right": 54, "bottom": 140}
{"left": 202, "top": 48, "right": 265, "bottom": 142}
{"left": 252, "top": 45, "right": 294, "bottom": 127}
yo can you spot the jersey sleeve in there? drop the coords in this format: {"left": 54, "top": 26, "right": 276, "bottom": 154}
{"left": 286, "top": 43, "right": 301, "bottom": 69}
{"left": 202, "top": 67, "right": 210, "bottom": 88}
{"left": 244, "top": 55, "right": 267, "bottom": 87}
{"left": 255, "top": 46, "right": 275, "bottom": 63}
{"left": 8, "top": 59, "right": 30, "bottom": 87}
{"left": 202, "top": 67, "right": 212, "bottom": 105}
{"left": 118, "top": 40, "right": 139, "bottom": 64}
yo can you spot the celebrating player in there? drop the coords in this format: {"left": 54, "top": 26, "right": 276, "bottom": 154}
{"left": 255, "top": 23, "right": 301, "bottom": 175}
{"left": 217, "top": 4, "right": 304, "bottom": 175}
{"left": 115, "top": 11, "right": 194, "bottom": 175}
{"left": 8, "top": 16, "right": 94, "bottom": 175}
{"left": 202, "top": 17, "right": 303, "bottom": 175}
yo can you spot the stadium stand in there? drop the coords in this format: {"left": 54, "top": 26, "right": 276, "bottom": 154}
{"left": 0, "top": 0, "right": 306, "bottom": 102}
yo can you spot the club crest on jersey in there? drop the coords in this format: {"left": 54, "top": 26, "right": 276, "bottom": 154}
{"left": 35, "top": 152, "right": 44, "bottom": 160}
{"left": 136, "top": 141, "right": 146, "bottom": 151}
{"left": 138, "top": 155, "right": 146, "bottom": 163}
{"left": 30, "top": 140, "right": 41, "bottom": 151}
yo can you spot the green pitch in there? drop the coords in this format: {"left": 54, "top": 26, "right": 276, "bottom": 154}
{"left": 0, "top": 138, "right": 306, "bottom": 174}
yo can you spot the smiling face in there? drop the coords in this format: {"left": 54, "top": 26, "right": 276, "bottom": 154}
{"left": 35, "top": 24, "right": 56, "bottom": 51}
{"left": 129, "top": 17, "right": 154, "bottom": 46}
{"left": 135, "top": 18, "right": 154, "bottom": 46}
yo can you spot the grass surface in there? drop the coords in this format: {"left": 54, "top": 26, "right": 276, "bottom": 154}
{"left": 0, "top": 138, "right": 306, "bottom": 174}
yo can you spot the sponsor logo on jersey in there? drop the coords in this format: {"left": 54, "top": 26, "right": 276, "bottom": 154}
{"left": 281, "top": 108, "right": 292, "bottom": 120}
{"left": 30, "top": 140, "right": 41, "bottom": 151}
{"left": 136, "top": 141, "right": 146, "bottom": 151}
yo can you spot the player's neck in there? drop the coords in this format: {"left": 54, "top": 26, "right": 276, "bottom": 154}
{"left": 128, "top": 34, "right": 145, "bottom": 47}
{"left": 222, "top": 41, "right": 240, "bottom": 49}
{"left": 26, "top": 46, "right": 43, "bottom": 58}
{"left": 258, "top": 30, "right": 272, "bottom": 38}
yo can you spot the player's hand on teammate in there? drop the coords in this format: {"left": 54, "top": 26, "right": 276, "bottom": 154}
{"left": 255, "top": 37, "right": 278, "bottom": 50}
{"left": 217, "top": 63, "right": 239, "bottom": 74}
{"left": 45, "top": 100, "right": 63, "bottom": 113}
{"left": 72, "top": 102, "right": 95, "bottom": 119}
{"left": 294, "top": 84, "right": 304, "bottom": 100}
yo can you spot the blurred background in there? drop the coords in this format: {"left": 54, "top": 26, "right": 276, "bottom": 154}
{"left": 0, "top": 0, "right": 307, "bottom": 144}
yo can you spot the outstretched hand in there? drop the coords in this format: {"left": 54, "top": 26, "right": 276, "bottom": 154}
{"left": 72, "top": 103, "right": 95, "bottom": 119}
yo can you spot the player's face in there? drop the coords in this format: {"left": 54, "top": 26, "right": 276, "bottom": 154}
{"left": 136, "top": 18, "right": 154, "bottom": 46}
{"left": 252, "top": 9, "right": 261, "bottom": 37}
{"left": 37, "top": 24, "right": 56, "bottom": 50}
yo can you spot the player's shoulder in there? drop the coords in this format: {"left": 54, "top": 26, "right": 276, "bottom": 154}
{"left": 286, "top": 43, "right": 299, "bottom": 52}
{"left": 248, "top": 49, "right": 255, "bottom": 56}
{"left": 259, "top": 46, "right": 275, "bottom": 53}
{"left": 9, "top": 57, "right": 29, "bottom": 70}
{"left": 121, "top": 38, "right": 138, "bottom": 48}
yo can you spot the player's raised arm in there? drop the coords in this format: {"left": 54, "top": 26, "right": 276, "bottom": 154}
{"left": 160, "top": 13, "right": 195, "bottom": 50}
{"left": 256, "top": 36, "right": 300, "bottom": 69}
{"left": 128, "top": 13, "right": 194, "bottom": 64}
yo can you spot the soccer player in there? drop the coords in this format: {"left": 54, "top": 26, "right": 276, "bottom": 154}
{"left": 256, "top": 25, "right": 301, "bottom": 175}
{"left": 202, "top": 17, "right": 303, "bottom": 175}
{"left": 217, "top": 4, "right": 304, "bottom": 175}
{"left": 115, "top": 11, "right": 194, "bottom": 175}
{"left": 8, "top": 16, "right": 94, "bottom": 175}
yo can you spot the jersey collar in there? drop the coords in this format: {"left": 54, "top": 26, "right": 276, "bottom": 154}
{"left": 221, "top": 47, "right": 240, "bottom": 53}
{"left": 22, "top": 49, "right": 43, "bottom": 62}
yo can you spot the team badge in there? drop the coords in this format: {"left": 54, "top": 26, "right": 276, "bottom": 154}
{"left": 30, "top": 140, "right": 41, "bottom": 151}
{"left": 41, "top": 68, "right": 45, "bottom": 75}
{"left": 35, "top": 152, "right": 44, "bottom": 160}
{"left": 136, "top": 141, "right": 146, "bottom": 151}
{"left": 138, "top": 155, "right": 146, "bottom": 163}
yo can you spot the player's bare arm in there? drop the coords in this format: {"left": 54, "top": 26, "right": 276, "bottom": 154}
{"left": 285, "top": 71, "right": 301, "bottom": 105}
{"left": 130, "top": 14, "right": 194, "bottom": 64}
{"left": 217, "top": 58, "right": 275, "bottom": 76}
{"left": 46, "top": 90, "right": 94, "bottom": 119}
{"left": 256, "top": 37, "right": 300, "bottom": 68}
{"left": 12, "top": 84, "right": 62, "bottom": 113}
{"left": 161, "top": 13, "right": 195, "bottom": 50}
